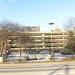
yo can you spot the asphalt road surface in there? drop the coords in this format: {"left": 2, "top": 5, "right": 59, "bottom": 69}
{"left": 0, "top": 61, "right": 75, "bottom": 75}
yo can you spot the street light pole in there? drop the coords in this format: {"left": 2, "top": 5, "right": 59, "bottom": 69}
{"left": 48, "top": 22, "right": 54, "bottom": 60}
{"left": 35, "top": 35, "right": 37, "bottom": 60}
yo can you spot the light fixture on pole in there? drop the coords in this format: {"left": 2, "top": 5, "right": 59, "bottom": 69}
{"left": 48, "top": 22, "right": 54, "bottom": 60}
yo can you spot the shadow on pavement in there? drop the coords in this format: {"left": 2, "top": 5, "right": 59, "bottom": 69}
{"left": 48, "top": 64, "right": 70, "bottom": 75}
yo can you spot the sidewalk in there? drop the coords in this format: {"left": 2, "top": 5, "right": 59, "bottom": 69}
{"left": 0, "top": 60, "right": 75, "bottom": 68}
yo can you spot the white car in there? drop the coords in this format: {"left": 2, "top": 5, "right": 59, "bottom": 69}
{"left": 54, "top": 53, "right": 66, "bottom": 61}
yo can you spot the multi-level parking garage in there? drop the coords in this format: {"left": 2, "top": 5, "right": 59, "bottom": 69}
{"left": 6, "top": 28, "right": 67, "bottom": 54}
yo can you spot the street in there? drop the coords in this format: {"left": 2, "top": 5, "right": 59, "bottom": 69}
{"left": 0, "top": 61, "right": 75, "bottom": 75}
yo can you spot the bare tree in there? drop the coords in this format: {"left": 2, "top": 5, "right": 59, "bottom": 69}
{"left": 18, "top": 32, "right": 34, "bottom": 60}
{"left": 64, "top": 17, "right": 75, "bottom": 57}
{"left": 0, "top": 20, "right": 21, "bottom": 32}
{"left": 0, "top": 20, "right": 21, "bottom": 58}
{"left": 0, "top": 20, "right": 34, "bottom": 62}
{"left": 0, "top": 27, "right": 8, "bottom": 57}
{"left": 64, "top": 17, "right": 75, "bottom": 31}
